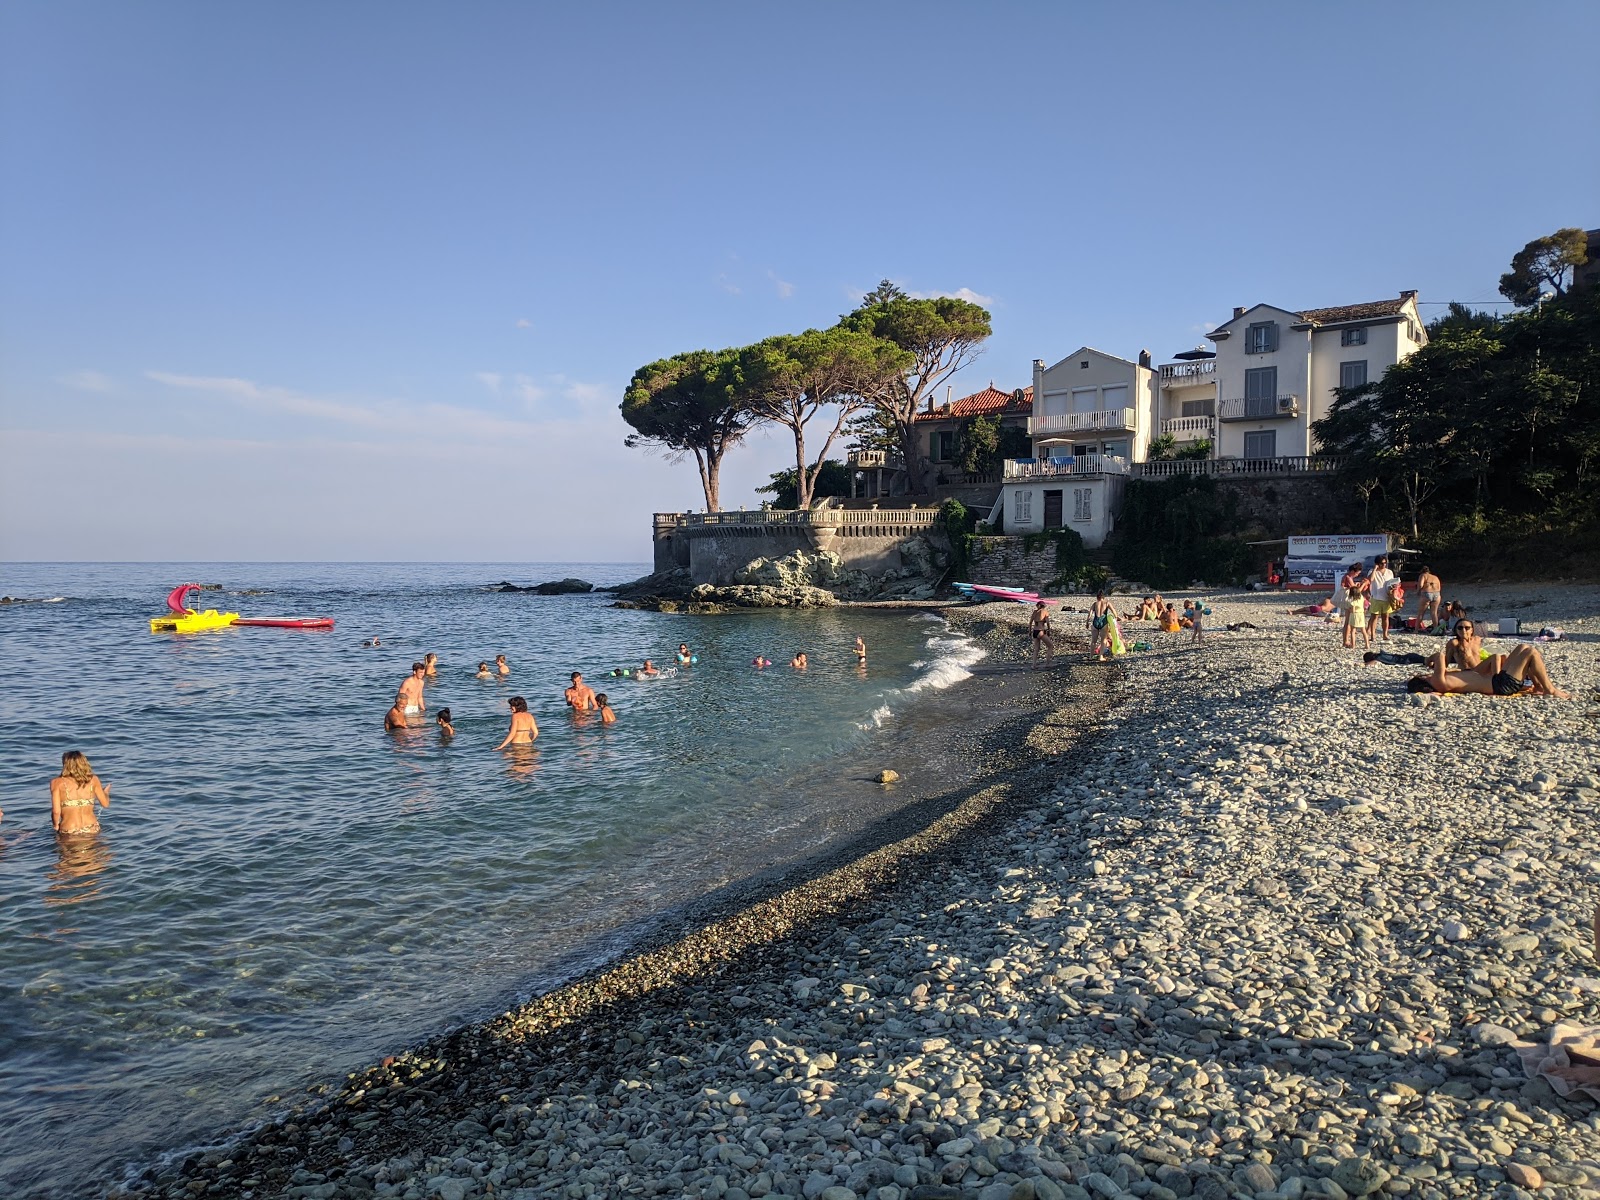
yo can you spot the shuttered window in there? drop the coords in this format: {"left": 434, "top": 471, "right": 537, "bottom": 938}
{"left": 1073, "top": 487, "right": 1093, "bottom": 522}
{"left": 1339, "top": 360, "right": 1368, "bottom": 390}
{"left": 1245, "top": 322, "right": 1278, "bottom": 354}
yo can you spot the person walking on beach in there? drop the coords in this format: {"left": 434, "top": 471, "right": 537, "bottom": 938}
{"left": 1088, "top": 592, "right": 1115, "bottom": 659}
{"left": 397, "top": 663, "right": 426, "bottom": 716}
{"left": 1343, "top": 584, "right": 1371, "bottom": 650}
{"left": 1415, "top": 565, "right": 1442, "bottom": 631}
{"left": 495, "top": 654, "right": 510, "bottom": 676}
{"left": 496, "top": 697, "right": 539, "bottom": 747}
{"left": 51, "top": 751, "right": 111, "bottom": 836}
{"left": 1030, "top": 600, "right": 1053, "bottom": 667}
{"left": 564, "top": 671, "right": 597, "bottom": 711}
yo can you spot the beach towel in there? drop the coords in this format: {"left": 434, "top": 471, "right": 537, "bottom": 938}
{"left": 1108, "top": 616, "right": 1126, "bottom": 656}
{"left": 1515, "top": 1021, "right": 1600, "bottom": 1102}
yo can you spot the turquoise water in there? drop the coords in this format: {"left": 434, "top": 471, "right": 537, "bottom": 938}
{"left": 0, "top": 563, "right": 983, "bottom": 1198}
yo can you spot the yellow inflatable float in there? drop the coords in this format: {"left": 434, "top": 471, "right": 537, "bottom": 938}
{"left": 149, "top": 583, "right": 238, "bottom": 633}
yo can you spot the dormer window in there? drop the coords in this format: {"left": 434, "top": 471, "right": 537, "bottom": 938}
{"left": 1245, "top": 322, "right": 1278, "bottom": 354}
{"left": 1341, "top": 327, "right": 1368, "bottom": 346}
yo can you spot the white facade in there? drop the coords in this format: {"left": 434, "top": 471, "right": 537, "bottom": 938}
{"left": 1155, "top": 357, "right": 1218, "bottom": 450}
{"left": 1000, "top": 470, "right": 1126, "bottom": 549}
{"left": 1028, "top": 347, "right": 1157, "bottom": 464}
{"left": 1206, "top": 293, "right": 1426, "bottom": 460}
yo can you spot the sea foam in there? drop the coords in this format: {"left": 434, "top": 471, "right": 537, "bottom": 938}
{"left": 905, "top": 632, "right": 986, "bottom": 693}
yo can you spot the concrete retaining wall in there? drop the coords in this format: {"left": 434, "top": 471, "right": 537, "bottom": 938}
{"left": 654, "top": 521, "right": 949, "bottom": 585}
{"left": 1212, "top": 474, "right": 1359, "bottom": 534}
{"left": 968, "top": 537, "right": 1065, "bottom": 592}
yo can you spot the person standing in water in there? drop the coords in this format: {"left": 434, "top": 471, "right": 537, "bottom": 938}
{"left": 677, "top": 644, "right": 694, "bottom": 665}
{"left": 436, "top": 708, "right": 455, "bottom": 739}
{"left": 496, "top": 697, "right": 539, "bottom": 747}
{"left": 495, "top": 654, "right": 510, "bottom": 676}
{"left": 854, "top": 636, "right": 867, "bottom": 665}
{"left": 637, "top": 659, "right": 660, "bottom": 677}
{"left": 475, "top": 661, "right": 492, "bottom": 679}
{"left": 791, "top": 651, "right": 808, "bottom": 669}
{"left": 564, "top": 671, "right": 597, "bottom": 711}
{"left": 384, "top": 699, "right": 410, "bottom": 731}
{"left": 51, "top": 751, "right": 111, "bottom": 836}
{"left": 595, "top": 694, "right": 617, "bottom": 724}
{"left": 423, "top": 652, "right": 439, "bottom": 678}
{"left": 397, "top": 663, "right": 426, "bottom": 716}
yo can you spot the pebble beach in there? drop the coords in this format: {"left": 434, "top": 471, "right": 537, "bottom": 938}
{"left": 115, "top": 584, "right": 1600, "bottom": 1200}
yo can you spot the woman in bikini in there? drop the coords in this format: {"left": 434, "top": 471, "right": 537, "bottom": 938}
{"left": 51, "top": 750, "right": 111, "bottom": 836}
{"left": 1432, "top": 618, "right": 1490, "bottom": 675}
{"left": 495, "top": 696, "right": 539, "bottom": 748}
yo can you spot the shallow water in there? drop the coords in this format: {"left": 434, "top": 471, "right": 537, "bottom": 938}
{"left": 0, "top": 563, "right": 984, "bottom": 1198}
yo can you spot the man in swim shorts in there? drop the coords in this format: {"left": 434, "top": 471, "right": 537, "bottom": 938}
{"left": 397, "top": 663, "right": 426, "bottom": 715}
{"left": 384, "top": 699, "right": 409, "bottom": 731}
{"left": 1407, "top": 644, "right": 1570, "bottom": 698}
{"left": 564, "top": 671, "right": 597, "bottom": 711}
{"left": 638, "top": 659, "right": 660, "bottom": 677}
{"left": 1030, "top": 601, "right": 1053, "bottom": 668}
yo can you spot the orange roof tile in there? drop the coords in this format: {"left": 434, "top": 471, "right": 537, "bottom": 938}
{"left": 913, "top": 384, "right": 1032, "bottom": 422}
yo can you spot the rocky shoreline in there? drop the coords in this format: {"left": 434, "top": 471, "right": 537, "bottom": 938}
{"left": 111, "top": 587, "right": 1600, "bottom": 1200}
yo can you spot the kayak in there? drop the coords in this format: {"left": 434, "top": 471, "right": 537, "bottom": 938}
{"left": 969, "top": 585, "right": 1040, "bottom": 604}
{"left": 149, "top": 609, "right": 239, "bottom": 633}
{"left": 233, "top": 617, "right": 336, "bottom": 629}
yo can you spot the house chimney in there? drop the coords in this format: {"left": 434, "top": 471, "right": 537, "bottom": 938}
{"left": 1232, "top": 306, "right": 1246, "bottom": 319}
{"left": 1138, "top": 349, "right": 1152, "bottom": 368}
{"left": 1033, "top": 359, "right": 1045, "bottom": 369}
{"left": 1400, "top": 289, "right": 1417, "bottom": 300}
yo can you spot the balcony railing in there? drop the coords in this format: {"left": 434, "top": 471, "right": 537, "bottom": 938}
{"left": 1028, "top": 408, "right": 1137, "bottom": 438}
{"left": 1160, "top": 415, "right": 1215, "bottom": 440}
{"left": 658, "top": 508, "right": 941, "bottom": 529}
{"left": 847, "top": 448, "right": 902, "bottom": 469}
{"left": 1131, "top": 455, "right": 1344, "bottom": 479}
{"left": 1159, "top": 360, "right": 1217, "bottom": 385}
{"left": 1003, "top": 454, "right": 1129, "bottom": 480}
{"left": 1219, "top": 395, "right": 1300, "bottom": 421}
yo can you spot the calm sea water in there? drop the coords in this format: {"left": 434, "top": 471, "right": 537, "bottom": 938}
{"left": 0, "top": 562, "right": 985, "bottom": 1198}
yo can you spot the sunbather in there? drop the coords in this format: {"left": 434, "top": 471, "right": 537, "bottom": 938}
{"left": 1407, "top": 644, "right": 1569, "bottom": 698}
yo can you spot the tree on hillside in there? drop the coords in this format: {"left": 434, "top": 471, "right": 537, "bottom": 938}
{"left": 621, "top": 348, "right": 753, "bottom": 513}
{"left": 858, "top": 278, "right": 908, "bottom": 307}
{"left": 1498, "top": 227, "right": 1589, "bottom": 306}
{"left": 742, "top": 328, "right": 912, "bottom": 509}
{"left": 840, "top": 293, "right": 992, "bottom": 494}
{"left": 756, "top": 460, "right": 853, "bottom": 509}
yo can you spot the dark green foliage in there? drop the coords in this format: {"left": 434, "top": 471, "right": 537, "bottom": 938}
{"left": 1498, "top": 227, "right": 1589, "bottom": 306}
{"left": 1149, "top": 433, "right": 1213, "bottom": 462}
{"left": 1019, "top": 527, "right": 1092, "bottom": 590}
{"left": 621, "top": 348, "right": 754, "bottom": 512}
{"left": 756, "top": 460, "right": 852, "bottom": 509}
{"left": 939, "top": 498, "right": 978, "bottom": 579}
{"left": 1314, "top": 285, "right": 1600, "bottom": 552}
{"left": 1111, "top": 475, "right": 1255, "bottom": 588}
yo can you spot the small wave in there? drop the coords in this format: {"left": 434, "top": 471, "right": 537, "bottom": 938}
{"left": 857, "top": 704, "right": 893, "bottom": 730}
{"left": 913, "top": 612, "right": 945, "bottom": 623}
{"left": 905, "top": 634, "right": 986, "bottom": 693}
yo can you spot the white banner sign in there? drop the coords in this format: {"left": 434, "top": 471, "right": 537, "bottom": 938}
{"left": 1284, "top": 534, "right": 1392, "bottom": 591}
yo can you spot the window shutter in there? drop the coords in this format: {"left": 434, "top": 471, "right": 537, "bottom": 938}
{"left": 1267, "top": 323, "right": 1279, "bottom": 353}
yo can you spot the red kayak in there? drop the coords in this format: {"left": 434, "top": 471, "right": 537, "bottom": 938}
{"left": 233, "top": 617, "right": 336, "bottom": 629}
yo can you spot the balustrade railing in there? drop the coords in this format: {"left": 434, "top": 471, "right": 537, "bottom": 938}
{"left": 1158, "top": 360, "right": 1217, "bottom": 384}
{"left": 1130, "top": 455, "right": 1344, "bottom": 479}
{"left": 1029, "top": 408, "right": 1137, "bottom": 437}
{"left": 1003, "top": 454, "right": 1129, "bottom": 480}
{"left": 1219, "top": 395, "right": 1300, "bottom": 421}
{"left": 657, "top": 507, "right": 940, "bottom": 529}
{"left": 1160, "top": 415, "right": 1216, "bottom": 438}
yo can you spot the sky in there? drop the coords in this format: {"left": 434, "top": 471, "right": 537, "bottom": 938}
{"left": 1, "top": 2, "right": 1596, "bottom": 564}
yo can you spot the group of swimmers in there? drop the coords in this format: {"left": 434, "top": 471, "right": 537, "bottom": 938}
{"left": 383, "top": 636, "right": 871, "bottom": 747}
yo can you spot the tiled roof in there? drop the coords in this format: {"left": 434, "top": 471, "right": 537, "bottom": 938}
{"left": 1295, "top": 298, "right": 1409, "bottom": 325}
{"left": 913, "top": 384, "right": 1032, "bottom": 422}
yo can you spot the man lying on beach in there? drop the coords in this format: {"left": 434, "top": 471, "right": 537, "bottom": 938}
{"left": 1407, "top": 644, "right": 1570, "bottom": 698}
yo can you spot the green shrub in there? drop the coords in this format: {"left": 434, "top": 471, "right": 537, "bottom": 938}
{"left": 1111, "top": 474, "right": 1256, "bottom": 588}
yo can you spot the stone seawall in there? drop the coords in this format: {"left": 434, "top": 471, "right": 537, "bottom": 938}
{"left": 653, "top": 512, "right": 950, "bottom": 587}
{"left": 1211, "top": 473, "right": 1359, "bottom": 534}
{"left": 967, "top": 537, "right": 1064, "bottom": 592}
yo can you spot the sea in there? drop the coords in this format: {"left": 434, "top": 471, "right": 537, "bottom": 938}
{"left": 0, "top": 562, "right": 989, "bottom": 1198}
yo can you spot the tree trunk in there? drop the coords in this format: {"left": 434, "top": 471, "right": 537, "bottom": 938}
{"left": 694, "top": 447, "right": 721, "bottom": 513}
{"left": 793, "top": 425, "right": 811, "bottom": 510}
{"left": 898, "top": 422, "right": 927, "bottom": 496}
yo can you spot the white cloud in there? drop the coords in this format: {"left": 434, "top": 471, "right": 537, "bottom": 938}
{"left": 767, "top": 270, "right": 796, "bottom": 299}
{"left": 58, "top": 369, "right": 116, "bottom": 393}
{"left": 909, "top": 285, "right": 995, "bottom": 306}
{"left": 515, "top": 317, "right": 533, "bottom": 329}
{"left": 514, "top": 374, "right": 547, "bottom": 406}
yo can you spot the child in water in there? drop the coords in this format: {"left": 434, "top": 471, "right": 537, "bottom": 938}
{"left": 423, "top": 652, "right": 438, "bottom": 677}
{"left": 752, "top": 656, "right": 771, "bottom": 668}
{"left": 595, "top": 694, "right": 617, "bottom": 724}
{"left": 436, "top": 708, "right": 455, "bottom": 738}
{"left": 476, "top": 662, "right": 491, "bottom": 679}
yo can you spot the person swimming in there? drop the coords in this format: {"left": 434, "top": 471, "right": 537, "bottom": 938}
{"left": 436, "top": 708, "right": 455, "bottom": 738}
{"left": 363, "top": 637, "right": 382, "bottom": 647}
{"left": 595, "top": 693, "right": 616, "bottom": 724}
{"left": 753, "top": 656, "right": 771, "bottom": 668}
{"left": 496, "top": 696, "right": 539, "bottom": 747}
{"left": 791, "top": 651, "right": 808, "bottom": 669}
{"left": 496, "top": 654, "right": 510, "bottom": 676}
{"left": 51, "top": 750, "right": 111, "bottom": 836}
{"left": 676, "top": 644, "right": 694, "bottom": 665}
{"left": 564, "top": 671, "right": 597, "bottom": 711}
{"left": 638, "top": 659, "right": 660, "bottom": 677}
{"left": 476, "top": 661, "right": 492, "bottom": 679}
{"left": 423, "top": 652, "right": 438, "bottom": 678}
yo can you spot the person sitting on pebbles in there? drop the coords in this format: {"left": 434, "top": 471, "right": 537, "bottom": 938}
{"left": 1406, "top": 644, "right": 1570, "bottom": 698}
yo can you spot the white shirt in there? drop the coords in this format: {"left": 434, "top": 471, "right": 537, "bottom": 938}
{"left": 1368, "top": 567, "right": 1395, "bottom": 602}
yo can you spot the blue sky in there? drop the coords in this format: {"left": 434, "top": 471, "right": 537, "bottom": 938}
{"left": 2, "top": 1, "right": 1596, "bottom": 563}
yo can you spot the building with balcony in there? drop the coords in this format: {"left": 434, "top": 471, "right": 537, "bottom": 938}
{"left": 910, "top": 383, "right": 1033, "bottom": 483}
{"left": 1155, "top": 348, "right": 1218, "bottom": 452}
{"left": 1205, "top": 292, "right": 1426, "bottom": 460}
{"left": 1028, "top": 347, "right": 1157, "bottom": 464}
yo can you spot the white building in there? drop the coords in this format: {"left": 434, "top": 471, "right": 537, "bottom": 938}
{"left": 1205, "top": 292, "right": 1427, "bottom": 460}
{"left": 1027, "top": 347, "right": 1157, "bottom": 464}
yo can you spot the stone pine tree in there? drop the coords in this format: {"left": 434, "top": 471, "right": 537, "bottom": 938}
{"left": 621, "top": 348, "right": 753, "bottom": 513}
{"left": 741, "top": 327, "right": 912, "bottom": 510}
{"left": 840, "top": 286, "right": 992, "bottom": 495}
{"left": 1498, "top": 228, "right": 1589, "bottom": 306}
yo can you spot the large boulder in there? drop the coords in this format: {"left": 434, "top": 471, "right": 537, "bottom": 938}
{"left": 531, "top": 577, "right": 594, "bottom": 595}
{"left": 689, "top": 583, "right": 838, "bottom": 609}
{"left": 734, "top": 549, "right": 845, "bottom": 589}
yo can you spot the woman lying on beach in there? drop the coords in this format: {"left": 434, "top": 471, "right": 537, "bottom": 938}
{"left": 1407, "top": 644, "right": 1570, "bottom": 698}
{"left": 495, "top": 696, "right": 539, "bottom": 747}
{"left": 51, "top": 751, "right": 111, "bottom": 836}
